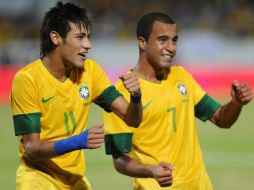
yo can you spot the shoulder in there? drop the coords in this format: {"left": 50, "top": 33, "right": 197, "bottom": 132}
{"left": 13, "top": 59, "right": 41, "bottom": 84}
{"left": 84, "top": 59, "right": 101, "bottom": 70}
{"left": 171, "top": 66, "right": 190, "bottom": 75}
{"left": 169, "top": 66, "right": 194, "bottom": 80}
{"left": 84, "top": 58, "right": 96, "bottom": 65}
{"left": 12, "top": 59, "right": 42, "bottom": 95}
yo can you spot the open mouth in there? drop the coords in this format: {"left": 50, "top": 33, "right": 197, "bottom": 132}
{"left": 162, "top": 54, "right": 174, "bottom": 60}
{"left": 163, "top": 54, "right": 172, "bottom": 58}
{"left": 78, "top": 52, "right": 86, "bottom": 59}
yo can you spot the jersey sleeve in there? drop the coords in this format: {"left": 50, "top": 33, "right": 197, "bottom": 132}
{"left": 103, "top": 80, "right": 133, "bottom": 155}
{"left": 103, "top": 110, "right": 133, "bottom": 155}
{"left": 11, "top": 72, "right": 41, "bottom": 136}
{"left": 94, "top": 86, "right": 122, "bottom": 112}
{"left": 89, "top": 61, "right": 122, "bottom": 111}
{"left": 194, "top": 94, "right": 221, "bottom": 122}
{"left": 179, "top": 67, "right": 221, "bottom": 122}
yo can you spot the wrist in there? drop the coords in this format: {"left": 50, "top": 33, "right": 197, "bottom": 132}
{"left": 231, "top": 99, "right": 243, "bottom": 108}
{"left": 54, "top": 129, "right": 89, "bottom": 155}
{"left": 130, "top": 94, "right": 142, "bottom": 103}
{"left": 146, "top": 165, "right": 155, "bottom": 178}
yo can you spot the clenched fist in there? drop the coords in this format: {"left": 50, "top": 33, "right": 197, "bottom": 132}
{"left": 231, "top": 80, "right": 253, "bottom": 106}
{"left": 119, "top": 73, "right": 141, "bottom": 97}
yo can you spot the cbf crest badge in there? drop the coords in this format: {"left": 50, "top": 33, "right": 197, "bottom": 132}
{"left": 177, "top": 84, "right": 188, "bottom": 96}
{"left": 79, "top": 84, "right": 89, "bottom": 99}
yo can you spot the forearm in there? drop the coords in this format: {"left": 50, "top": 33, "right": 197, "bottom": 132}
{"left": 124, "top": 96, "right": 142, "bottom": 127}
{"left": 23, "top": 138, "right": 57, "bottom": 161}
{"left": 113, "top": 154, "right": 174, "bottom": 187}
{"left": 118, "top": 72, "right": 143, "bottom": 127}
{"left": 113, "top": 154, "right": 152, "bottom": 178}
{"left": 23, "top": 130, "right": 89, "bottom": 161}
{"left": 213, "top": 100, "right": 242, "bottom": 128}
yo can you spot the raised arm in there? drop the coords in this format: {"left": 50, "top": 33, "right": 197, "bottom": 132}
{"left": 113, "top": 153, "right": 174, "bottom": 187}
{"left": 22, "top": 124, "right": 104, "bottom": 161}
{"left": 210, "top": 80, "right": 253, "bottom": 128}
{"left": 109, "top": 73, "right": 142, "bottom": 127}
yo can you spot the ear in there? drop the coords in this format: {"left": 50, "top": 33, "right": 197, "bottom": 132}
{"left": 49, "top": 31, "right": 61, "bottom": 45}
{"left": 137, "top": 37, "right": 146, "bottom": 51}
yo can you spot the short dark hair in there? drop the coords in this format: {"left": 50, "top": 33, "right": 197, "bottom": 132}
{"left": 40, "top": 1, "right": 92, "bottom": 57}
{"left": 136, "top": 12, "right": 175, "bottom": 41}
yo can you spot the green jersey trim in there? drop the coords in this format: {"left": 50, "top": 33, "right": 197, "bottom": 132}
{"left": 94, "top": 86, "right": 122, "bottom": 112}
{"left": 195, "top": 94, "right": 221, "bottom": 122}
{"left": 105, "top": 133, "right": 133, "bottom": 155}
{"left": 13, "top": 112, "right": 41, "bottom": 136}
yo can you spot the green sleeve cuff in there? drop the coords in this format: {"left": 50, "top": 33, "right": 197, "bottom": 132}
{"left": 195, "top": 94, "right": 221, "bottom": 122}
{"left": 94, "top": 86, "right": 122, "bottom": 112}
{"left": 104, "top": 133, "right": 133, "bottom": 155}
{"left": 13, "top": 112, "right": 41, "bottom": 135}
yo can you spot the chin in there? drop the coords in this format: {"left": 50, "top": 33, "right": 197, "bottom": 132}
{"left": 161, "top": 63, "right": 171, "bottom": 70}
{"left": 74, "top": 60, "right": 85, "bottom": 68}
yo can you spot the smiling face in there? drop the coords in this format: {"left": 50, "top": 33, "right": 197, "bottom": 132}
{"left": 142, "top": 21, "right": 178, "bottom": 71}
{"left": 58, "top": 22, "right": 92, "bottom": 69}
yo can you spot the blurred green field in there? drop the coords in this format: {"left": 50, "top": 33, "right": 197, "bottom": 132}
{"left": 1, "top": 100, "right": 254, "bottom": 190}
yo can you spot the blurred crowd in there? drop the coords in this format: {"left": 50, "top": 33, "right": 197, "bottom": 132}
{"left": 91, "top": 0, "right": 254, "bottom": 38}
{"left": 0, "top": 0, "right": 254, "bottom": 65}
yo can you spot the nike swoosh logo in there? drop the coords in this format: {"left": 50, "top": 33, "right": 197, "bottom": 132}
{"left": 142, "top": 100, "right": 153, "bottom": 110}
{"left": 41, "top": 96, "right": 55, "bottom": 103}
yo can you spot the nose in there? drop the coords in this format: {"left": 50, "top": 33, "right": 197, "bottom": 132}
{"left": 166, "top": 41, "right": 175, "bottom": 52}
{"left": 83, "top": 38, "right": 92, "bottom": 49}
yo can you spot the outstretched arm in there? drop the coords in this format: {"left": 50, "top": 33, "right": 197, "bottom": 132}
{"left": 113, "top": 153, "right": 174, "bottom": 187}
{"left": 110, "top": 73, "right": 142, "bottom": 127}
{"left": 210, "top": 80, "right": 253, "bottom": 128}
{"left": 22, "top": 124, "right": 104, "bottom": 161}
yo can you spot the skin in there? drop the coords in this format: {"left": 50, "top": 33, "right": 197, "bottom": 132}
{"left": 113, "top": 153, "right": 174, "bottom": 187}
{"left": 134, "top": 21, "right": 178, "bottom": 83}
{"left": 112, "top": 21, "right": 253, "bottom": 187}
{"left": 210, "top": 80, "right": 252, "bottom": 128}
{"left": 22, "top": 22, "right": 142, "bottom": 161}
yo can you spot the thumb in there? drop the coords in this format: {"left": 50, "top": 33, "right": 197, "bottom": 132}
{"left": 232, "top": 80, "right": 239, "bottom": 91}
{"left": 119, "top": 75, "right": 124, "bottom": 80}
{"left": 160, "top": 161, "right": 174, "bottom": 171}
{"left": 93, "top": 123, "right": 103, "bottom": 128}
{"left": 98, "top": 123, "right": 104, "bottom": 128}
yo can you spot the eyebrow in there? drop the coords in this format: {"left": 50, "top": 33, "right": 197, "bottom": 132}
{"left": 75, "top": 32, "right": 91, "bottom": 38}
{"left": 158, "top": 35, "right": 178, "bottom": 41}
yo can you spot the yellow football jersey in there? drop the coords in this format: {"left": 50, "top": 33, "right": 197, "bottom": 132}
{"left": 11, "top": 58, "right": 121, "bottom": 189}
{"left": 103, "top": 66, "right": 221, "bottom": 190}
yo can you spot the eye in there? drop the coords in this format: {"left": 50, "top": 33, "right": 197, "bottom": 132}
{"left": 172, "top": 40, "right": 177, "bottom": 45}
{"left": 159, "top": 37, "right": 167, "bottom": 43}
{"left": 172, "top": 36, "right": 178, "bottom": 43}
{"left": 77, "top": 35, "right": 83, "bottom": 40}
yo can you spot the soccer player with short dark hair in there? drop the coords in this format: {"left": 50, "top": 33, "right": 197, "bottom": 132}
{"left": 11, "top": 2, "right": 142, "bottom": 189}
{"left": 103, "top": 12, "right": 253, "bottom": 190}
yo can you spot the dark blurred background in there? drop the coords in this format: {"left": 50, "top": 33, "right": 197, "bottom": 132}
{"left": 1, "top": 0, "right": 254, "bottom": 65}
{"left": 0, "top": 0, "right": 253, "bottom": 101}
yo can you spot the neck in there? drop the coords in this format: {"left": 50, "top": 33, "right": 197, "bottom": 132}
{"left": 133, "top": 58, "right": 169, "bottom": 83}
{"left": 42, "top": 55, "right": 71, "bottom": 82}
